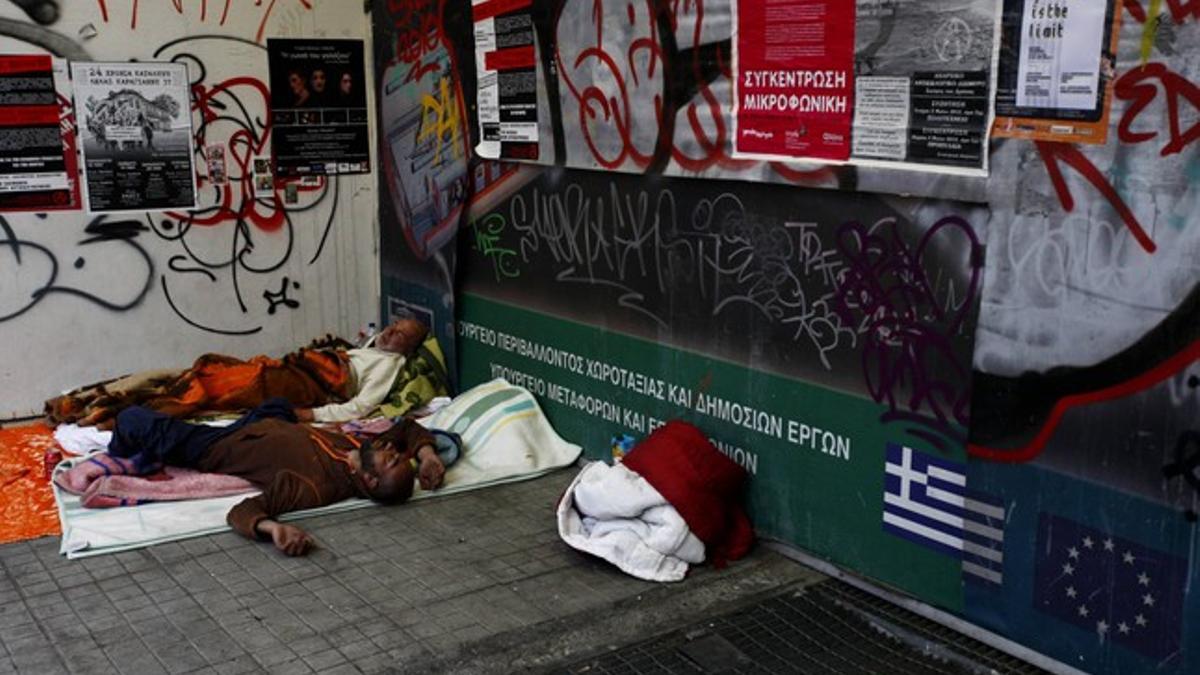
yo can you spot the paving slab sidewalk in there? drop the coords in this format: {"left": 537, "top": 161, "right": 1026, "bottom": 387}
{"left": 0, "top": 468, "right": 821, "bottom": 674}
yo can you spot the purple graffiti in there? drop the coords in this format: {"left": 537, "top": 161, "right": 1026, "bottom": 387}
{"left": 833, "top": 215, "right": 983, "bottom": 452}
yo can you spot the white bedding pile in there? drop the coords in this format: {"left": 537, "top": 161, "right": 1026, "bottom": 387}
{"left": 557, "top": 461, "right": 704, "bottom": 582}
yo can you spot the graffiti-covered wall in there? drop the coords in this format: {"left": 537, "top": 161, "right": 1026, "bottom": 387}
{"left": 966, "top": 3, "right": 1200, "bottom": 670}
{"left": 0, "top": 1, "right": 379, "bottom": 418}
{"left": 383, "top": 1, "right": 1200, "bottom": 673}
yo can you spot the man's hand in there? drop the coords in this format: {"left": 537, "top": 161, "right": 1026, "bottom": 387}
{"left": 256, "top": 519, "right": 314, "bottom": 556}
{"left": 295, "top": 408, "right": 315, "bottom": 423}
{"left": 416, "top": 444, "right": 445, "bottom": 491}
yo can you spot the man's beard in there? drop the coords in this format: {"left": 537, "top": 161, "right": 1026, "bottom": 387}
{"left": 358, "top": 443, "right": 378, "bottom": 476}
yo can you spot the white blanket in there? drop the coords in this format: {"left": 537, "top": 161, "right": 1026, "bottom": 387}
{"left": 53, "top": 424, "right": 112, "bottom": 455}
{"left": 54, "top": 378, "right": 581, "bottom": 558}
{"left": 557, "top": 461, "right": 704, "bottom": 582}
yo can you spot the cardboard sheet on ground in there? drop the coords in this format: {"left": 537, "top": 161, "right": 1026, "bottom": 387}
{"left": 52, "top": 379, "right": 581, "bottom": 558}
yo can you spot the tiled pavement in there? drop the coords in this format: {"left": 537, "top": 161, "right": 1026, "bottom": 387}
{"left": 0, "top": 468, "right": 820, "bottom": 674}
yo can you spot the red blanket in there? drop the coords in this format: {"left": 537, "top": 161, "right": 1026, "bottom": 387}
{"left": 622, "top": 421, "right": 754, "bottom": 566}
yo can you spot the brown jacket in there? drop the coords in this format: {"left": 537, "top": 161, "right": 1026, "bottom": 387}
{"left": 196, "top": 418, "right": 434, "bottom": 539}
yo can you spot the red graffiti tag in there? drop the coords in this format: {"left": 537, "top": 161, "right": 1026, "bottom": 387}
{"left": 1035, "top": 142, "right": 1157, "bottom": 253}
{"left": 555, "top": 0, "right": 834, "bottom": 185}
{"left": 969, "top": 339, "right": 1200, "bottom": 463}
{"left": 1115, "top": 62, "right": 1200, "bottom": 156}
{"left": 555, "top": 0, "right": 652, "bottom": 169}
{"left": 1034, "top": 58, "right": 1200, "bottom": 255}
{"left": 94, "top": 0, "right": 313, "bottom": 43}
{"left": 164, "top": 75, "right": 326, "bottom": 232}
{"left": 1123, "top": 0, "right": 1200, "bottom": 23}
{"left": 666, "top": 0, "right": 754, "bottom": 175}
{"left": 387, "top": 0, "right": 445, "bottom": 82}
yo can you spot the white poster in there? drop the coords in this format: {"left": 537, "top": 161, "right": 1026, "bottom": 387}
{"left": 852, "top": 77, "right": 911, "bottom": 161}
{"left": 71, "top": 61, "right": 197, "bottom": 213}
{"left": 1015, "top": 0, "right": 1107, "bottom": 110}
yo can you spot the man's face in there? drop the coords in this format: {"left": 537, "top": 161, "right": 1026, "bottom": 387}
{"left": 375, "top": 318, "right": 426, "bottom": 354}
{"left": 365, "top": 439, "right": 412, "bottom": 499}
{"left": 311, "top": 69, "right": 327, "bottom": 93}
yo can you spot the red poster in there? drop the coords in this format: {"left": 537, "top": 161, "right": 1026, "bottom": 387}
{"left": 733, "top": 0, "right": 855, "bottom": 161}
{"left": 0, "top": 54, "right": 77, "bottom": 211}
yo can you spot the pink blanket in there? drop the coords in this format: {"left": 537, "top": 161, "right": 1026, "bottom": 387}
{"left": 55, "top": 453, "right": 256, "bottom": 508}
{"left": 339, "top": 417, "right": 395, "bottom": 437}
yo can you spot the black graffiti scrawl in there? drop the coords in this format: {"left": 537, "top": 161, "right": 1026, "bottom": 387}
{"left": 0, "top": 214, "right": 154, "bottom": 322}
{"left": 459, "top": 167, "right": 985, "bottom": 452}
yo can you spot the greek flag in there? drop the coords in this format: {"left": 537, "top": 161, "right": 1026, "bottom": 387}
{"left": 882, "top": 443, "right": 1005, "bottom": 584}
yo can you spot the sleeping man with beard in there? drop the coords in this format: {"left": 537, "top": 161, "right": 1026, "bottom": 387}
{"left": 103, "top": 398, "right": 446, "bottom": 555}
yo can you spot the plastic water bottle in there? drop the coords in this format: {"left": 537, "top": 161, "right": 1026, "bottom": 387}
{"left": 357, "top": 321, "right": 377, "bottom": 347}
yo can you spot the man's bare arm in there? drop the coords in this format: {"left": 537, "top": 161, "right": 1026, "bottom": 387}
{"left": 227, "top": 472, "right": 317, "bottom": 556}
{"left": 255, "top": 519, "right": 314, "bottom": 556}
{"left": 416, "top": 444, "right": 444, "bottom": 490}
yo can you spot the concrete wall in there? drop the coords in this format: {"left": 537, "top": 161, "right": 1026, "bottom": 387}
{"left": 0, "top": 0, "right": 379, "bottom": 418}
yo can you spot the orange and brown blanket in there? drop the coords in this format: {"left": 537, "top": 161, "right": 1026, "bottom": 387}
{"left": 44, "top": 346, "right": 352, "bottom": 430}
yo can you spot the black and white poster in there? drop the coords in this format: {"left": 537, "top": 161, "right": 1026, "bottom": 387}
{"left": 905, "top": 70, "right": 990, "bottom": 167}
{"left": 848, "top": 0, "right": 1001, "bottom": 174}
{"left": 267, "top": 39, "right": 370, "bottom": 177}
{"left": 71, "top": 61, "right": 197, "bottom": 213}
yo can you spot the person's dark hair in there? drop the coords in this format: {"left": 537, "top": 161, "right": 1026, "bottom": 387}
{"left": 367, "top": 424, "right": 408, "bottom": 453}
{"left": 360, "top": 426, "right": 417, "bottom": 504}
{"left": 370, "top": 462, "right": 415, "bottom": 504}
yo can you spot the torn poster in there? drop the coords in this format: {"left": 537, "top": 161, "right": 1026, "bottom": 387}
{"left": 252, "top": 156, "right": 274, "bottom": 198}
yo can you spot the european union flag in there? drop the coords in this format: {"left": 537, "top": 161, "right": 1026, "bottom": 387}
{"left": 1033, "top": 513, "right": 1188, "bottom": 661}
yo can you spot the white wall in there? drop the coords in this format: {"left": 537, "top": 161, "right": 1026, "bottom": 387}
{"left": 0, "top": 1, "right": 379, "bottom": 418}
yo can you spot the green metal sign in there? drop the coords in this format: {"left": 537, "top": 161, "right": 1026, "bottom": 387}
{"left": 459, "top": 292, "right": 965, "bottom": 610}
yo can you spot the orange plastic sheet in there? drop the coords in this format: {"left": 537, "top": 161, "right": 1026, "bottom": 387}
{"left": 0, "top": 424, "right": 62, "bottom": 544}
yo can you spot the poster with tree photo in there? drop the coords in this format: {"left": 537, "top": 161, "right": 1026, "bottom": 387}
{"left": 71, "top": 61, "right": 197, "bottom": 213}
